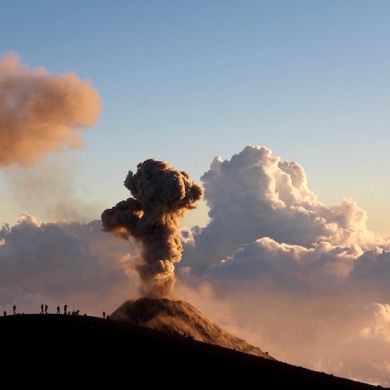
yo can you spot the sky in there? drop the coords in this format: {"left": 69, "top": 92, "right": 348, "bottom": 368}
{"left": 0, "top": 0, "right": 389, "bottom": 233}
{"left": 1, "top": 1, "right": 390, "bottom": 385}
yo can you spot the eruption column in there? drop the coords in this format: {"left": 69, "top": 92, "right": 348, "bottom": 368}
{"left": 102, "top": 159, "right": 202, "bottom": 298}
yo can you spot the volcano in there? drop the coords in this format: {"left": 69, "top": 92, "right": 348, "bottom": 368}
{"left": 111, "top": 297, "right": 272, "bottom": 359}
{"left": 0, "top": 313, "right": 379, "bottom": 388}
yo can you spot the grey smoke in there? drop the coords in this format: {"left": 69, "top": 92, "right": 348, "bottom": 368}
{"left": 102, "top": 159, "right": 202, "bottom": 298}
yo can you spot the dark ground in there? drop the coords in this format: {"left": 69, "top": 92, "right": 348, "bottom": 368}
{"left": 0, "top": 314, "right": 385, "bottom": 388}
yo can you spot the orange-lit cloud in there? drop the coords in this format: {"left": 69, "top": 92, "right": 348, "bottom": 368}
{"left": 0, "top": 53, "right": 101, "bottom": 167}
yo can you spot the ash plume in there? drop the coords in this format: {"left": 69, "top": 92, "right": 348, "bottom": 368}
{"left": 101, "top": 159, "right": 203, "bottom": 298}
{"left": 0, "top": 52, "right": 101, "bottom": 167}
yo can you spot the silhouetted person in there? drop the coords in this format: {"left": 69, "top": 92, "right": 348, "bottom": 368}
{"left": 44, "top": 304, "right": 48, "bottom": 314}
{"left": 63, "top": 304, "right": 68, "bottom": 315}
{"left": 40, "top": 304, "right": 44, "bottom": 314}
{"left": 12, "top": 305, "right": 16, "bottom": 315}
{"left": 3, "top": 311, "right": 6, "bottom": 316}
{"left": 56, "top": 305, "right": 60, "bottom": 314}
{"left": 102, "top": 311, "right": 106, "bottom": 319}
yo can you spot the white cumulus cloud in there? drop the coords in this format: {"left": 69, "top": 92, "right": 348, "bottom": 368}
{"left": 183, "top": 146, "right": 381, "bottom": 273}
{"left": 180, "top": 145, "right": 390, "bottom": 386}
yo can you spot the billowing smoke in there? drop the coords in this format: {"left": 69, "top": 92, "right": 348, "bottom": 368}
{"left": 0, "top": 52, "right": 101, "bottom": 167}
{"left": 102, "top": 159, "right": 203, "bottom": 298}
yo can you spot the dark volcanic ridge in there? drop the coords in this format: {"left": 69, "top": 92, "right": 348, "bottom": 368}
{"left": 110, "top": 297, "right": 273, "bottom": 359}
{"left": 0, "top": 314, "right": 380, "bottom": 388}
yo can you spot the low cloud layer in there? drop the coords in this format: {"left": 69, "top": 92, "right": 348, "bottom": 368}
{"left": 0, "top": 52, "right": 101, "bottom": 167}
{"left": 199, "top": 237, "right": 390, "bottom": 385}
{"left": 181, "top": 145, "right": 390, "bottom": 386}
{"left": 0, "top": 215, "right": 140, "bottom": 315}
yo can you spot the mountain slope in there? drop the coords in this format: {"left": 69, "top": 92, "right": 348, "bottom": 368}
{"left": 0, "top": 314, "right": 381, "bottom": 389}
{"left": 111, "top": 297, "right": 272, "bottom": 359}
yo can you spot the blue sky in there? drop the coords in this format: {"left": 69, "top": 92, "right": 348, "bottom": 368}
{"left": 0, "top": 0, "right": 389, "bottom": 233}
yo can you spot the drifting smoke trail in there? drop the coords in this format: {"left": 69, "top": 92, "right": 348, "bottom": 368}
{"left": 0, "top": 52, "right": 101, "bottom": 167}
{"left": 102, "top": 159, "right": 203, "bottom": 298}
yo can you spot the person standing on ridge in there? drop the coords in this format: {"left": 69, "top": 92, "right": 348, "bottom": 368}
{"left": 44, "top": 304, "right": 48, "bottom": 314}
{"left": 12, "top": 305, "right": 16, "bottom": 315}
{"left": 63, "top": 304, "right": 68, "bottom": 315}
{"left": 56, "top": 305, "right": 60, "bottom": 314}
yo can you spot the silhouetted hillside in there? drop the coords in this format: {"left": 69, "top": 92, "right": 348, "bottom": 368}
{"left": 0, "top": 314, "right": 384, "bottom": 388}
{"left": 111, "top": 297, "right": 273, "bottom": 358}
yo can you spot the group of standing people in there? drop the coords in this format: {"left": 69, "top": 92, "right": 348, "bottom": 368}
{"left": 2, "top": 304, "right": 18, "bottom": 316}
{"left": 40, "top": 304, "right": 49, "bottom": 314}
{"left": 3, "top": 304, "right": 108, "bottom": 319}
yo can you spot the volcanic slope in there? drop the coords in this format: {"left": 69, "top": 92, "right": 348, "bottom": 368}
{"left": 111, "top": 297, "right": 272, "bottom": 358}
{"left": 0, "top": 314, "right": 383, "bottom": 388}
